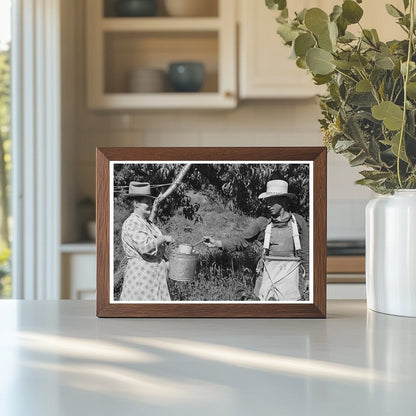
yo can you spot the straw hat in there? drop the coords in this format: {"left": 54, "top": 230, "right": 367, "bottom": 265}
{"left": 258, "top": 180, "right": 296, "bottom": 199}
{"left": 125, "top": 182, "right": 155, "bottom": 199}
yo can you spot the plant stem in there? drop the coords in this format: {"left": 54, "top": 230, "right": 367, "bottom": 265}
{"left": 334, "top": 68, "right": 358, "bottom": 84}
{"left": 397, "top": 0, "right": 415, "bottom": 188}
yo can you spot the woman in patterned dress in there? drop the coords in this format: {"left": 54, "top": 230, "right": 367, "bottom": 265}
{"left": 119, "top": 182, "right": 174, "bottom": 301}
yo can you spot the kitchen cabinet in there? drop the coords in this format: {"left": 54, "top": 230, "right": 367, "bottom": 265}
{"left": 61, "top": 244, "right": 96, "bottom": 300}
{"left": 238, "top": 0, "right": 404, "bottom": 99}
{"left": 86, "top": 0, "right": 237, "bottom": 109}
{"left": 238, "top": 0, "right": 326, "bottom": 99}
{"left": 60, "top": 248, "right": 364, "bottom": 300}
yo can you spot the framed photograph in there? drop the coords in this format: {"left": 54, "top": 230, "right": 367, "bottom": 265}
{"left": 96, "top": 147, "right": 326, "bottom": 318}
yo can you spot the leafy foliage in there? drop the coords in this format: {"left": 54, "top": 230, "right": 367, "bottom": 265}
{"left": 0, "top": 45, "right": 11, "bottom": 298}
{"left": 114, "top": 163, "right": 310, "bottom": 220}
{"left": 266, "top": 0, "right": 416, "bottom": 193}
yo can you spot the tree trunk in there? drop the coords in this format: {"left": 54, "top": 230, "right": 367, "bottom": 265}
{"left": 0, "top": 131, "right": 9, "bottom": 248}
{"left": 149, "top": 163, "right": 192, "bottom": 222}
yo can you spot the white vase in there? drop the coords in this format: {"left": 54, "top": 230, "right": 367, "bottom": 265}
{"left": 366, "top": 190, "right": 416, "bottom": 317}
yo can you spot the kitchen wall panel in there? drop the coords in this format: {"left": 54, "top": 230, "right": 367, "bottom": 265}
{"left": 62, "top": 0, "right": 374, "bottom": 242}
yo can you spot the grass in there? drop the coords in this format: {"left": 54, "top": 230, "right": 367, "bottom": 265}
{"left": 113, "top": 195, "right": 308, "bottom": 301}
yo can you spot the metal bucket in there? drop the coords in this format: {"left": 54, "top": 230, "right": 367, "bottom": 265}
{"left": 169, "top": 251, "right": 198, "bottom": 282}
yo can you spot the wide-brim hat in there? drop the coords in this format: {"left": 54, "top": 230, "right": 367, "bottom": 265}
{"left": 125, "top": 182, "right": 156, "bottom": 199}
{"left": 258, "top": 180, "right": 296, "bottom": 200}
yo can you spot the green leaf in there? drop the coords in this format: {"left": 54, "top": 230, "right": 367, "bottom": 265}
{"left": 385, "top": 4, "right": 404, "bottom": 18}
{"left": 266, "top": 0, "right": 287, "bottom": 11}
{"left": 277, "top": 23, "right": 298, "bottom": 43}
{"left": 375, "top": 55, "right": 395, "bottom": 70}
{"left": 369, "top": 136, "right": 382, "bottom": 163}
{"left": 318, "top": 27, "right": 334, "bottom": 52}
{"left": 390, "top": 132, "right": 409, "bottom": 162}
{"left": 304, "top": 8, "right": 329, "bottom": 35}
{"left": 333, "top": 60, "right": 353, "bottom": 70}
{"left": 339, "top": 31, "right": 356, "bottom": 43}
{"left": 350, "top": 54, "right": 368, "bottom": 70}
{"left": 276, "top": 14, "right": 287, "bottom": 24}
{"left": 372, "top": 101, "right": 404, "bottom": 130}
{"left": 313, "top": 74, "right": 332, "bottom": 85}
{"left": 403, "top": 0, "right": 409, "bottom": 10}
{"left": 344, "top": 114, "right": 367, "bottom": 147}
{"left": 334, "top": 139, "right": 355, "bottom": 151}
{"left": 407, "top": 82, "right": 416, "bottom": 99}
{"left": 330, "top": 5, "right": 342, "bottom": 22}
{"left": 294, "top": 33, "right": 316, "bottom": 58}
{"left": 371, "top": 29, "right": 380, "bottom": 43}
{"left": 306, "top": 48, "right": 335, "bottom": 75}
{"left": 336, "top": 15, "right": 348, "bottom": 36}
{"left": 342, "top": 0, "right": 364, "bottom": 24}
{"left": 296, "top": 8, "right": 307, "bottom": 23}
{"left": 296, "top": 57, "right": 308, "bottom": 69}
{"left": 350, "top": 152, "right": 368, "bottom": 167}
{"left": 360, "top": 170, "right": 391, "bottom": 181}
{"left": 401, "top": 61, "right": 416, "bottom": 76}
{"left": 328, "top": 21, "right": 338, "bottom": 45}
{"left": 356, "top": 79, "right": 372, "bottom": 92}
{"left": 355, "top": 178, "right": 378, "bottom": 186}
{"left": 363, "top": 29, "right": 376, "bottom": 46}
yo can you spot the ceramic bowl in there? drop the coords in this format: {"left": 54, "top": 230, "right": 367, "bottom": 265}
{"left": 168, "top": 62, "right": 205, "bottom": 92}
{"left": 128, "top": 68, "right": 167, "bottom": 93}
{"left": 114, "top": 0, "right": 158, "bottom": 17}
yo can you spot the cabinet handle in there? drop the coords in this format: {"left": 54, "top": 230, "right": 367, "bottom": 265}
{"left": 224, "top": 91, "right": 234, "bottom": 99}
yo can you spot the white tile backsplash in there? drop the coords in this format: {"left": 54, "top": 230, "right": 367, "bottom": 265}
{"left": 74, "top": 100, "right": 370, "bottom": 240}
{"left": 328, "top": 199, "right": 369, "bottom": 240}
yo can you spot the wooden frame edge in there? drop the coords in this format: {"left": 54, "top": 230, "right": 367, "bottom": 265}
{"left": 96, "top": 147, "right": 327, "bottom": 318}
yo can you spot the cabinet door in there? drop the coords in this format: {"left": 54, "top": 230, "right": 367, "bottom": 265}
{"left": 239, "top": 0, "right": 326, "bottom": 99}
{"left": 61, "top": 253, "right": 96, "bottom": 300}
{"left": 239, "top": 0, "right": 404, "bottom": 99}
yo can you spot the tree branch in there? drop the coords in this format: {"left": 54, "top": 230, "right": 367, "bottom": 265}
{"left": 149, "top": 163, "right": 192, "bottom": 222}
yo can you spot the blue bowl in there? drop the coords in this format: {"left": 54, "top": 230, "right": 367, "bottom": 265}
{"left": 114, "top": 0, "right": 157, "bottom": 17}
{"left": 168, "top": 62, "right": 205, "bottom": 93}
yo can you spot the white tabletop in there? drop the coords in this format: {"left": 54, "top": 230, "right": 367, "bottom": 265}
{"left": 0, "top": 300, "right": 415, "bottom": 416}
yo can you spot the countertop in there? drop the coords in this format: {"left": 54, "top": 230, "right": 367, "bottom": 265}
{"left": 0, "top": 300, "right": 415, "bottom": 415}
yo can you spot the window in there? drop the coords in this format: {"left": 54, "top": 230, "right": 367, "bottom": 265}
{"left": 0, "top": 0, "right": 11, "bottom": 298}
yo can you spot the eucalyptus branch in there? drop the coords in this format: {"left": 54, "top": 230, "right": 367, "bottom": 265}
{"left": 358, "top": 69, "right": 381, "bottom": 104}
{"left": 334, "top": 68, "right": 358, "bottom": 84}
{"left": 390, "top": 79, "right": 398, "bottom": 102}
{"left": 397, "top": 0, "right": 415, "bottom": 188}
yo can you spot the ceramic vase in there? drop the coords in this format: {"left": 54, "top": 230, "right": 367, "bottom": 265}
{"left": 366, "top": 190, "right": 416, "bottom": 317}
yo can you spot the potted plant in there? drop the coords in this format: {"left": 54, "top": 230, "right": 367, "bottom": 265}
{"left": 266, "top": 0, "right": 416, "bottom": 316}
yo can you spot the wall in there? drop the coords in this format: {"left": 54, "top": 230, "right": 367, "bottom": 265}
{"left": 61, "top": 0, "right": 374, "bottom": 243}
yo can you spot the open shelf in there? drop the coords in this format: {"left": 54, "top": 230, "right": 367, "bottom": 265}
{"left": 103, "top": 0, "right": 219, "bottom": 18}
{"left": 104, "top": 31, "right": 218, "bottom": 94}
{"left": 87, "top": 0, "right": 236, "bottom": 109}
{"left": 101, "top": 17, "right": 221, "bottom": 31}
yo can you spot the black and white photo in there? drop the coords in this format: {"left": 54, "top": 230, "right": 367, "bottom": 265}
{"left": 110, "top": 162, "right": 312, "bottom": 303}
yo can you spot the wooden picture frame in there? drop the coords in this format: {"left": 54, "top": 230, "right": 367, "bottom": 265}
{"left": 96, "top": 147, "right": 327, "bottom": 318}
